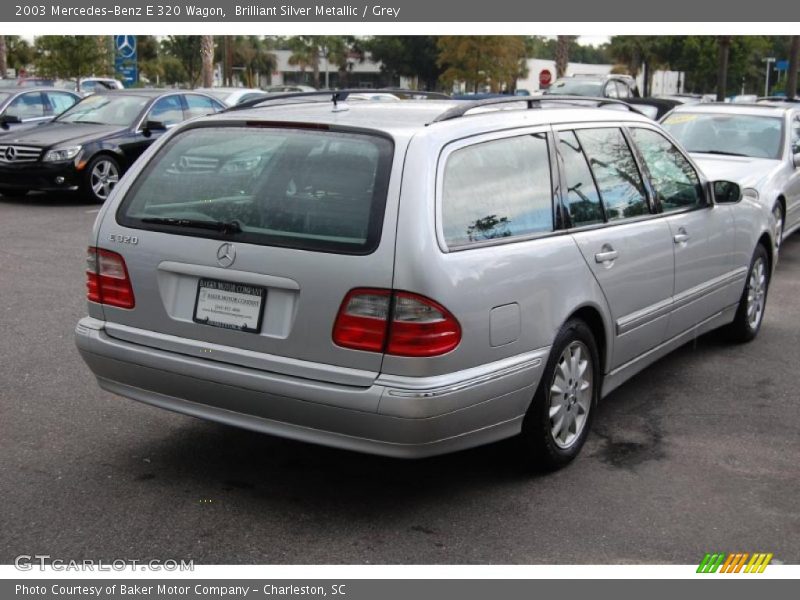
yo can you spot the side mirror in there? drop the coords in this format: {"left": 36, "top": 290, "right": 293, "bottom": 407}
{"left": 0, "top": 114, "right": 22, "bottom": 130}
{"left": 142, "top": 120, "right": 167, "bottom": 137}
{"left": 713, "top": 180, "right": 742, "bottom": 204}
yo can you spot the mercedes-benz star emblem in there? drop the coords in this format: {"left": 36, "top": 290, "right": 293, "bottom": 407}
{"left": 4, "top": 147, "right": 16, "bottom": 162}
{"left": 216, "top": 243, "right": 236, "bottom": 268}
{"left": 115, "top": 35, "right": 137, "bottom": 59}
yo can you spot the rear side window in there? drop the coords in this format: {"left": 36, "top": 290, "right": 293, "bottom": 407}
{"left": 576, "top": 128, "right": 648, "bottom": 221}
{"left": 442, "top": 134, "right": 553, "bottom": 248}
{"left": 184, "top": 94, "right": 220, "bottom": 119}
{"left": 118, "top": 126, "right": 394, "bottom": 254}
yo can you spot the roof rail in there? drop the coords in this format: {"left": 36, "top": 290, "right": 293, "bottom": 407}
{"left": 428, "top": 95, "right": 645, "bottom": 124}
{"left": 225, "top": 88, "right": 450, "bottom": 112}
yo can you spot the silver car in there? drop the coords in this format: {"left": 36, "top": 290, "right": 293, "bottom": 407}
{"left": 75, "top": 95, "right": 777, "bottom": 469}
{"left": 662, "top": 102, "right": 800, "bottom": 252}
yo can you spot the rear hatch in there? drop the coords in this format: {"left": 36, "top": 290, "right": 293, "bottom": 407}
{"left": 94, "top": 122, "right": 398, "bottom": 387}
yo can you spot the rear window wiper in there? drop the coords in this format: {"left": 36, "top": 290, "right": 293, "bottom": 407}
{"left": 141, "top": 217, "right": 242, "bottom": 234}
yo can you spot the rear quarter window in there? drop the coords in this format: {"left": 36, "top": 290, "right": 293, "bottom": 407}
{"left": 117, "top": 126, "right": 394, "bottom": 255}
{"left": 441, "top": 133, "right": 554, "bottom": 248}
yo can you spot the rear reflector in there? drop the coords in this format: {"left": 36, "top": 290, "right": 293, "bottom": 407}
{"left": 333, "top": 288, "right": 461, "bottom": 357}
{"left": 86, "top": 247, "right": 135, "bottom": 309}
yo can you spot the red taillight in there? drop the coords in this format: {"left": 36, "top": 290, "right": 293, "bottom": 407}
{"left": 386, "top": 292, "right": 462, "bottom": 357}
{"left": 332, "top": 288, "right": 391, "bottom": 353}
{"left": 332, "top": 288, "right": 461, "bottom": 357}
{"left": 86, "top": 247, "right": 135, "bottom": 309}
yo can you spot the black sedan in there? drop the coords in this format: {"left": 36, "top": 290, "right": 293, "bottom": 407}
{"left": 0, "top": 87, "right": 81, "bottom": 133}
{"left": 0, "top": 89, "right": 225, "bottom": 202}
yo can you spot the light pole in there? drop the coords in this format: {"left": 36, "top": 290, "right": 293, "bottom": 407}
{"left": 763, "top": 57, "right": 776, "bottom": 97}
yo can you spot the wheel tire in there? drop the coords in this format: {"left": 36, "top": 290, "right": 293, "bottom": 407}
{"left": 519, "top": 319, "right": 601, "bottom": 471}
{"left": 0, "top": 188, "right": 29, "bottom": 197}
{"left": 772, "top": 202, "right": 784, "bottom": 255}
{"left": 82, "top": 155, "right": 121, "bottom": 204}
{"left": 727, "top": 244, "right": 770, "bottom": 343}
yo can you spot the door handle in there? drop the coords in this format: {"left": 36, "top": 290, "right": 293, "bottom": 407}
{"left": 673, "top": 229, "right": 690, "bottom": 244}
{"left": 594, "top": 249, "right": 619, "bottom": 263}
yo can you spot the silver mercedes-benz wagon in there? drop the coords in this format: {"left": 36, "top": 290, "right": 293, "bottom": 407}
{"left": 75, "top": 93, "right": 777, "bottom": 469}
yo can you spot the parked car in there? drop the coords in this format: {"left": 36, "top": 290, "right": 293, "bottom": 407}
{"left": 0, "top": 87, "right": 81, "bottom": 133}
{"left": 662, "top": 102, "right": 800, "bottom": 251}
{"left": 543, "top": 74, "right": 640, "bottom": 99}
{"left": 623, "top": 97, "right": 681, "bottom": 120}
{"left": 79, "top": 78, "right": 125, "bottom": 94}
{"left": 195, "top": 87, "right": 268, "bottom": 107}
{"left": 263, "top": 84, "right": 317, "bottom": 93}
{"left": 75, "top": 94, "right": 776, "bottom": 470}
{"left": 0, "top": 89, "right": 225, "bottom": 202}
{"left": 656, "top": 93, "right": 707, "bottom": 105}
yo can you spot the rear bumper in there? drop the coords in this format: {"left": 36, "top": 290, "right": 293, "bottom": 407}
{"left": 75, "top": 317, "right": 547, "bottom": 458}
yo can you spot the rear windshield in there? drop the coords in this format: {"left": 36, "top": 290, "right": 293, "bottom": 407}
{"left": 117, "top": 126, "right": 394, "bottom": 254}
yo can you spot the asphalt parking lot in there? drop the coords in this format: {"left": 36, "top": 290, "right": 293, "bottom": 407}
{"left": 1, "top": 192, "right": 799, "bottom": 565}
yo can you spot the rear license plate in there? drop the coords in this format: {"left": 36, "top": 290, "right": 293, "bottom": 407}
{"left": 193, "top": 278, "right": 265, "bottom": 333}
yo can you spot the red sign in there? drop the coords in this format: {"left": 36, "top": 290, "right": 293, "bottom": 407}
{"left": 539, "top": 69, "right": 553, "bottom": 88}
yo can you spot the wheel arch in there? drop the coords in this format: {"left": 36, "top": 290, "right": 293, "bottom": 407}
{"left": 563, "top": 303, "right": 610, "bottom": 381}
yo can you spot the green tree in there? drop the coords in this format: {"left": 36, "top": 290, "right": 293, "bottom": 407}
{"left": 287, "top": 36, "right": 320, "bottom": 87}
{"left": 5, "top": 37, "right": 34, "bottom": 74}
{"left": 161, "top": 36, "right": 202, "bottom": 86}
{"left": 34, "top": 36, "right": 109, "bottom": 90}
{"left": 136, "top": 36, "right": 162, "bottom": 85}
{"left": 437, "top": 36, "right": 527, "bottom": 93}
{"left": 364, "top": 36, "right": 442, "bottom": 90}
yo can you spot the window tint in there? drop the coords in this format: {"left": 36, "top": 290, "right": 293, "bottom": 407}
{"left": 442, "top": 134, "right": 553, "bottom": 247}
{"left": 605, "top": 82, "right": 619, "bottom": 98}
{"left": 148, "top": 95, "right": 184, "bottom": 126}
{"left": 558, "top": 131, "right": 603, "bottom": 226}
{"left": 6, "top": 92, "right": 45, "bottom": 119}
{"left": 184, "top": 94, "right": 219, "bottom": 119}
{"left": 45, "top": 91, "right": 77, "bottom": 114}
{"left": 631, "top": 128, "right": 703, "bottom": 212}
{"left": 616, "top": 81, "right": 631, "bottom": 99}
{"left": 792, "top": 117, "right": 800, "bottom": 154}
{"left": 576, "top": 128, "right": 649, "bottom": 221}
{"left": 118, "top": 127, "right": 393, "bottom": 254}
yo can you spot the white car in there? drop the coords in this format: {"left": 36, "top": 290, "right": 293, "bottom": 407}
{"left": 79, "top": 78, "right": 124, "bottom": 94}
{"left": 195, "top": 87, "right": 267, "bottom": 107}
{"left": 662, "top": 103, "right": 800, "bottom": 252}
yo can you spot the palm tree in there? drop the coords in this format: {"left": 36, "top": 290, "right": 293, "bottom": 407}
{"left": 201, "top": 35, "right": 214, "bottom": 87}
{"left": 0, "top": 36, "right": 7, "bottom": 79}
{"left": 716, "top": 35, "right": 731, "bottom": 101}
{"left": 787, "top": 36, "right": 799, "bottom": 100}
{"left": 288, "top": 36, "right": 320, "bottom": 88}
{"left": 555, "top": 36, "right": 574, "bottom": 78}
